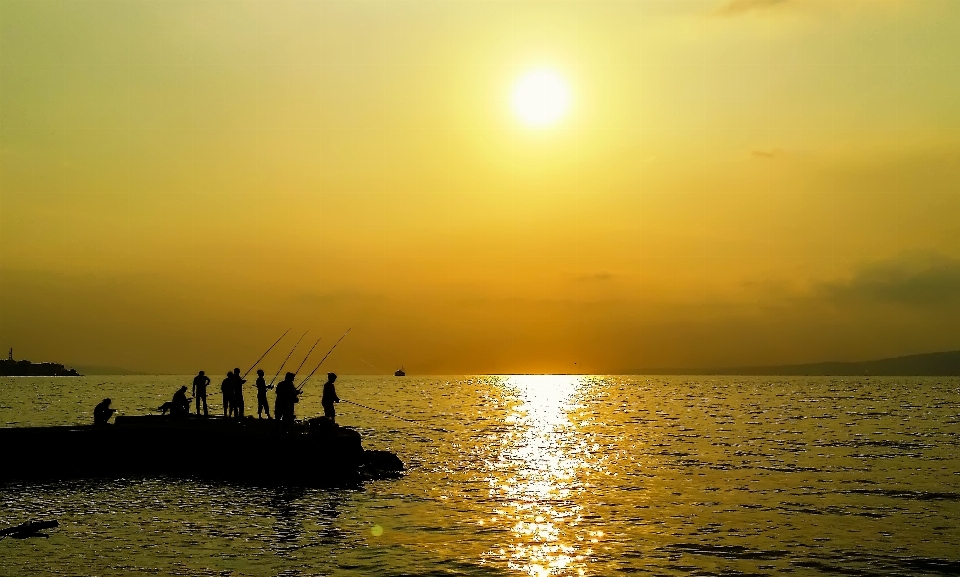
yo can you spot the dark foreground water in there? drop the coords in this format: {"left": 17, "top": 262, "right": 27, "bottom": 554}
{"left": 0, "top": 375, "right": 958, "bottom": 576}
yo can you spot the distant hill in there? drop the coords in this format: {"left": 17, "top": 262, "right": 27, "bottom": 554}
{"left": 636, "top": 350, "right": 960, "bottom": 376}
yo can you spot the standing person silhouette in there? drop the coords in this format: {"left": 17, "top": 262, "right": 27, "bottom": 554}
{"left": 192, "top": 370, "right": 211, "bottom": 416}
{"left": 221, "top": 372, "right": 232, "bottom": 417}
{"left": 321, "top": 373, "right": 340, "bottom": 423}
{"left": 231, "top": 368, "right": 246, "bottom": 418}
{"left": 255, "top": 369, "right": 272, "bottom": 419}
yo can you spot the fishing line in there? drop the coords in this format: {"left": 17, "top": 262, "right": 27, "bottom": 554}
{"left": 341, "top": 399, "right": 422, "bottom": 424}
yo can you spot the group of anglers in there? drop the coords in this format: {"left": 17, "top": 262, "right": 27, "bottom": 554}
{"left": 92, "top": 371, "right": 341, "bottom": 426}
{"left": 189, "top": 368, "right": 266, "bottom": 419}
{"left": 91, "top": 328, "right": 353, "bottom": 427}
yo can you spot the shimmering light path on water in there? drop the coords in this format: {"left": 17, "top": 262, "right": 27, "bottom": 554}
{"left": 1, "top": 375, "right": 959, "bottom": 576}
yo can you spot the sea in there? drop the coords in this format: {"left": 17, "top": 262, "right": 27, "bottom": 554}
{"left": 0, "top": 375, "right": 958, "bottom": 576}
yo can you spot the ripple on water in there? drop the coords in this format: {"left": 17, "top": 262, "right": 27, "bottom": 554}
{"left": 0, "top": 375, "right": 959, "bottom": 576}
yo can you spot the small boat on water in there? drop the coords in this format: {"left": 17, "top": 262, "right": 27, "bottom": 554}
{"left": 394, "top": 367, "right": 406, "bottom": 377}
{"left": 0, "top": 415, "right": 403, "bottom": 485}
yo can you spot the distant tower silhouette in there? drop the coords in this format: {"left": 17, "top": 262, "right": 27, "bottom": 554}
{"left": 7, "top": 348, "right": 11, "bottom": 361}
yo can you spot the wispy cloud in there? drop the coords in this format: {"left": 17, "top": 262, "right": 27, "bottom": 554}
{"left": 716, "top": 0, "right": 790, "bottom": 17}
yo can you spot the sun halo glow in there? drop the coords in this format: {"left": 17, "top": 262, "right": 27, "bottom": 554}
{"left": 510, "top": 69, "right": 571, "bottom": 128}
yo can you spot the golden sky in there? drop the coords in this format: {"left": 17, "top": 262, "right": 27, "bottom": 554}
{"left": 2, "top": 0, "right": 959, "bottom": 374}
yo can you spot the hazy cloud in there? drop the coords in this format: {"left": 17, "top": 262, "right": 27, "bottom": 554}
{"left": 716, "top": 0, "right": 789, "bottom": 17}
{"left": 751, "top": 148, "right": 785, "bottom": 159}
{"left": 295, "top": 290, "right": 380, "bottom": 306}
{"left": 820, "top": 253, "right": 960, "bottom": 308}
{"left": 574, "top": 272, "right": 615, "bottom": 282}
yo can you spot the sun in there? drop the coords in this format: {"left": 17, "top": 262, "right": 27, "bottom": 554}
{"left": 510, "top": 69, "right": 571, "bottom": 128}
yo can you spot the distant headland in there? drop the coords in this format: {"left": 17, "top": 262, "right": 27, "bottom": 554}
{"left": 0, "top": 349, "right": 82, "bottom": 377}
{"left": 635, "top": 350, "right": 960, "bottom": 377}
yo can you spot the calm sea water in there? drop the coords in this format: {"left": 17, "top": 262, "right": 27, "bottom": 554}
{"left": 0, "top": 375, "right": 958, "bottom": 576}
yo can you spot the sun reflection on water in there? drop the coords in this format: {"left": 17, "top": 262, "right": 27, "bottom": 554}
{"left": 483, "top": 375, "right": 596, "bottom": 576}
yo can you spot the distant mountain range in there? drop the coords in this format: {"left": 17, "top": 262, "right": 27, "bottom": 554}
{"left": 636, "top": 350, "right": 960, "bottom": 376}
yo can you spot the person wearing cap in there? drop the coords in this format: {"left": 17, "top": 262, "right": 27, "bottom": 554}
{"left": 255, "top": 369, "right": 273, "bottom": 419}
{"left": 93, "top": 398, "right": 116, "bottom": 425}
{"left": 192, "top": 370, "right": 210, "bottom": 416}
{"left": 321, "top": 372, "right": 340, "bottom": 423}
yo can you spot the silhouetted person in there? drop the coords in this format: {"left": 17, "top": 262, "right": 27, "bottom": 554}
{"left": 171, "top": 386, "right": 190, "bottom": 417}
{"left": 192, "top": 370, "right": 211, "bottom": 416}
{"left": 321, "top": 372, "right": 340, "bottom": 423}
{"left": 274, "top": 372, "right": 299, "bottom": 424}
{"left": 93, "top": 398, "right": 115, "bottom": 425}
{"left": 231, "top": 368, "right": 246, "bottom": 418}
{"left": 221, "top": 372, "right": 232, "bottom": 417}
{"left": 255, "top": 369, "right": 273, "bottom": 419}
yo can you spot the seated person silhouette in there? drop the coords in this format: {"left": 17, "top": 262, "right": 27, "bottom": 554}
{"left": 93, "top": 398, "right": 116, "bottom": 425}
{"left": 160, "top": 386, "right": 191, "bottom": 417}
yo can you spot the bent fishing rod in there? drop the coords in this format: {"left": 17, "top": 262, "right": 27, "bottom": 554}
{"left": 297, "top": 328, "right": 351, "bottom": 391}
{"left": 340, "top": 399, "right": 421, "bottom": 424}
{"left": 293, "top": 336, "right": 322, "bottom": 376}
{"left": 242, "top": 328, "right": 290, "bottom": 378}
{"left": 269, "top": 330, "right": 308, "bottom": 386}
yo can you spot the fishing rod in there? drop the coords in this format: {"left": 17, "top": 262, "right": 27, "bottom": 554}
{"left": 293, "top": 336, "right": 322, "bottom": 376}
{"left": 269, "top": 330, "right": 308, "bottom": 386}
{"left": 341, "top": 399, "right": 421, "bottom": 424}
{"left": 297, "top": 328, "right": 351, "bottom": 391}
{"left": 242, "top": 328, "right": 290, "bottom": 378}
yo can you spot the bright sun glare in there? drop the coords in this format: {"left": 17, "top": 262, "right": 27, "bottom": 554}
{"left": 511, "top": 69, "right": 571, "bottom": 128}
